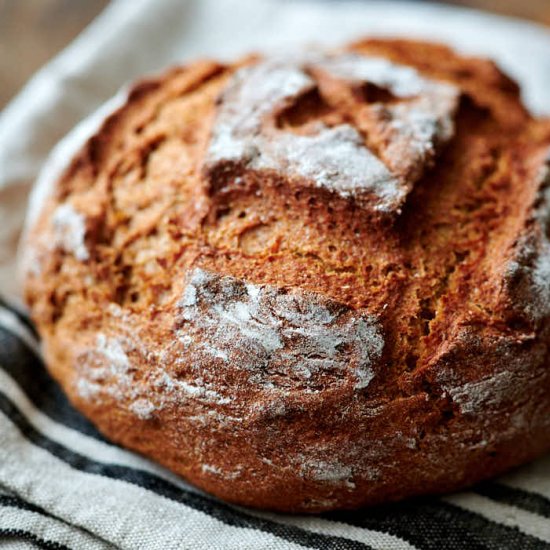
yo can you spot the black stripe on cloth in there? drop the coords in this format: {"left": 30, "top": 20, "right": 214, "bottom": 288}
{"left": 0, "top": 494, "right": 53, "bottom": 516}
{"left": 475, "top": 482, "right": 550, "bottom": 520}
{"left": 325, "top": 497, "right": 550, "bottom": 550}
{"left": 0, "top": 529, "right": 71, "bottom": 550}
{"left": 0, "top": 388, "right": 376, "bottom": 550}
{"left": 0, "top": 297, "right": 38, "bottom": 339}
{"left": 0, "top": 494, "right": 117, "bottom": 550}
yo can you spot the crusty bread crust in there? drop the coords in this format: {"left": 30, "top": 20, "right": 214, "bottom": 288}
{"left": 23, "top": 39, "right": 550, "bottom": 512}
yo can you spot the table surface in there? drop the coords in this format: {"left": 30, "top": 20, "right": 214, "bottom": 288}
{"left": 0, "top": 0, "right": 549, "bottom": 110}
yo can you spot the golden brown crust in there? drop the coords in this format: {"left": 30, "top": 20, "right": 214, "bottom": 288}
{"left": 22, "top": 39, "right": 550, "bottom": 512}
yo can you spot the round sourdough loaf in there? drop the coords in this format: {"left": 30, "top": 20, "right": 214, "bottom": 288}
{"left": 22, "top": 39, "right": 550, "bottom": 512}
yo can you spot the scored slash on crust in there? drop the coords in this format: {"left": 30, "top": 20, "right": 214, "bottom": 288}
{"left": 204, "top": 52, "right": 460, "bottom": 213}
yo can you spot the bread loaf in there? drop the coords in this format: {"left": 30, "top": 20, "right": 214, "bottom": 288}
{"left": 22, "top": 39, "right": 550, "bottom": 512}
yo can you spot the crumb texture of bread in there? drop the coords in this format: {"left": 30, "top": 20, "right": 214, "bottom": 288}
{"left": 23, "top": 39, "right": 550, "bottom": 512}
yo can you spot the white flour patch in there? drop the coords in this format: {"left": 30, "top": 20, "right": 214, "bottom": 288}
{"left": 76, "top": 328, "right": 233, "bottom": 419}
{"left": 255, "top": 125, "right": 401, "bottom": 205}
{"left": 528, "top": 157, "right": 550, "bottom": 318}
{"left": 206, "top": 52, "right": 459, "bottom": 212}
{"left": 445, "top": 370, "right": 517, "bottom": 415}
{"left": 176, "top": 268, "right": 384, "bottom": 392}
{"left": 77, "top": 333, "right": 135, "bottom": 403}
{"left": 52, "top": 203, "right": 89, "bottom": 261}
{"left": 153, "top": 372, "right": 231, "bottom": 405}
{"left": 201, "top": 463, "right": 243, "bottom": 480}
{"left": 299, "top": 459, "right": 356, "bottom": 489}
{"left": 18, "top": 90, "right": 128, "bottom": 284}
{"left": 129, "top": 399, "right": 156, "bottom": 420}
{"left": 531, "top": 241, "right": 550, "bottom": 319}
{"left": 96, "top": 333, "right": 130, "bottom": 372}
{"left": 505, "top": 152, "right": 550, "bottom": 321}
{"left": 207, "top": 61, "right": 314, "bottom": 163}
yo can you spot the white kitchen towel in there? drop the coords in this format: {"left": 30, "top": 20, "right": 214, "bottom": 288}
{"left": 2, "top": 0, "right": 550, "bottom": 548}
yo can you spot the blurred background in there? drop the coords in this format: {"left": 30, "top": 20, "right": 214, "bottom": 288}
{"left": 1, "top": 0, "right": 549, "bottom": 109}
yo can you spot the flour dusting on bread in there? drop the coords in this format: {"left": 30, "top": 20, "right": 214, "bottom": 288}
{"left": 206, "top": 52, "right": 459, "bottom": 212}
{"left": 299, "top": 460, "right": 355, "bottom": 489}
{"left": 52, "top": 203, "right": 89, "bottom": 261}
{"left": 529, "top": 156, "right": 550, "bottom": 319}
{"left": 255, "top": 125, "right": 401, "bottom": 206}
{"left": 77, "top": 329, "right": 232, "bottom": 418}
{"left": 505, "top": 153, "right": 550, "bottom": 321}
{"left": 177, "top": 268, "right": 384, "bottom": 391}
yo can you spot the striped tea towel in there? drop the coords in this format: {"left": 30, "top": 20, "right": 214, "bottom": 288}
{"left": 2, "top": 0, "right": 550, "bottom": 548}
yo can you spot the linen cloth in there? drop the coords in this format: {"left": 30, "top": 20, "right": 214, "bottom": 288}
{"left": 1, "top": 0, "right": 550, "bottom": 548}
